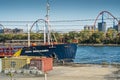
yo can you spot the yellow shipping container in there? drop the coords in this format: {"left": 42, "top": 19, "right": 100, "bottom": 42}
{"left": 2, "top": 57, "right": 31, "bottom": 71}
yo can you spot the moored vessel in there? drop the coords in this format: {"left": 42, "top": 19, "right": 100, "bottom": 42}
{"left": 20, "top": 0, "right": 77, "bottom": 62}
{"left": 20, "top": 43, "right": 77, "bottom": 62}
{"left": 0, "top": 0, "right": 77, "bottom": 62}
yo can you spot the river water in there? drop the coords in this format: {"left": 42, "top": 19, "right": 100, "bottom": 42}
{"left": 74, "top": 46, "right": 120, "bottom": 64}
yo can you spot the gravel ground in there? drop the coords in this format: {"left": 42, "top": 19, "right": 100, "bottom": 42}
{"left": 0, "top": 64, "right": 117, "bottom": 80}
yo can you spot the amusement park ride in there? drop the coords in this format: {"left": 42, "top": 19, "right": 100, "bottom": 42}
{"left": 93, "top": 11, "right": 120, "bottom": 31}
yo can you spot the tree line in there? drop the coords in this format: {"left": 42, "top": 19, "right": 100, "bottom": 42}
{"left": 0, "top": 29, "right": 120, "bottom": 44}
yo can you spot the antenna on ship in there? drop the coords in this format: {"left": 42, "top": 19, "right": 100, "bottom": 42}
{"left": 46, "top": 0, "right": 51, "bottom": 45}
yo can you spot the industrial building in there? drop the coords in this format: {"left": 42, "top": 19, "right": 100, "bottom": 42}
{"left": 0, "top": 29, "right": 4, "bottom": 33}
{"left": 98, "top": 22, "right": 106, "bottom": 32}
{"left": 0, "top": 28, "right": 23, "bottom": 34}
{"left": 84, "top": 25, "right": 94, "bottom": 31}
{"left": 113, "top": 21, "right": 120, "bottom": 32}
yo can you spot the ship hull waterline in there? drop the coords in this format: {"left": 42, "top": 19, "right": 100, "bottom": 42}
{"left": 21, "top": 43, "right": 77, "bottom": 62}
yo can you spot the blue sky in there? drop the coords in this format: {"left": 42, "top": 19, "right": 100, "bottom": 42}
{"left": 0, "top": 0, "right": 119, "bottom": 21}
{"left": 0, "top": 0, "right": 120, "bottom": 31}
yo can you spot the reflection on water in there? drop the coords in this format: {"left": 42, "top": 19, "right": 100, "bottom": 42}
{"left": 74, "top": 46, "right": 120, "bottom": 64}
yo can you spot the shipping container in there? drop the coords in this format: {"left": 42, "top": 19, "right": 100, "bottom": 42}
{"left": 30, "top": 58, "right": 53, "bottom": 72}
{"left": 2, "top": 57, "right": 31, "bottom": 71}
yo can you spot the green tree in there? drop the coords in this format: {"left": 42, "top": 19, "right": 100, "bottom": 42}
{"left": 78, "top": 30, "right": 92, "bottom": 43}
{"left": 90, "top": 31, "right": 105, "bottom": 44}
{"left": 105, "top": 29, "right": 117, "bottom": 44}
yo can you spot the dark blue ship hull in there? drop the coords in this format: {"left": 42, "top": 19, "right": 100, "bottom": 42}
{"left": 21, "top": 43, "right": 77, "bottom": 61}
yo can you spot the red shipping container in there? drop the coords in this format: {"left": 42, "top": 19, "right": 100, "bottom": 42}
{"left": 30, "top": 58, "right": 53, "bottom": 72}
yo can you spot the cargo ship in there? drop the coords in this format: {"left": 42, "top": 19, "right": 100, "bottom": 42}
{"left": 20, "top": 43, "right": 77, "bottom": 61}
{"left": 0, "top": 43, "right": 77, "bottom": 62}
{"left": 0, "top": 0, "right": 77, "bottom": 62}
{"left": 19, "top": 0, "right": 77, "bottom": 62}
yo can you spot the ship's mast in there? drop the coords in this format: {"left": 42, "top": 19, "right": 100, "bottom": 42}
{"left": 46, "top": 0, "right": 51, "bottom": 44}
{"left": 27, "top": 24, "right": 30, "bottom": 47}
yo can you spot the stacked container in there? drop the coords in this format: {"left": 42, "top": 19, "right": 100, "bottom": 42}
{"left": 30, "top": 58, "right": 53, "bottom": 72}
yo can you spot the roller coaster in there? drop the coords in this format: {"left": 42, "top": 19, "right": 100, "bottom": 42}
{"left": 93, "top": 11, "right": 119, "bottom": 31}
{"left": 0, "top": 11, "right": 119, "bottom": 33}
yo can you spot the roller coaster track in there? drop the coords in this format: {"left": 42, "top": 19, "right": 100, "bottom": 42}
{"left": 93, "top": 11, "right": 119, "bottom": 30}
{"left": 30, "top": 19, "right": 46, "bottom": 32}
